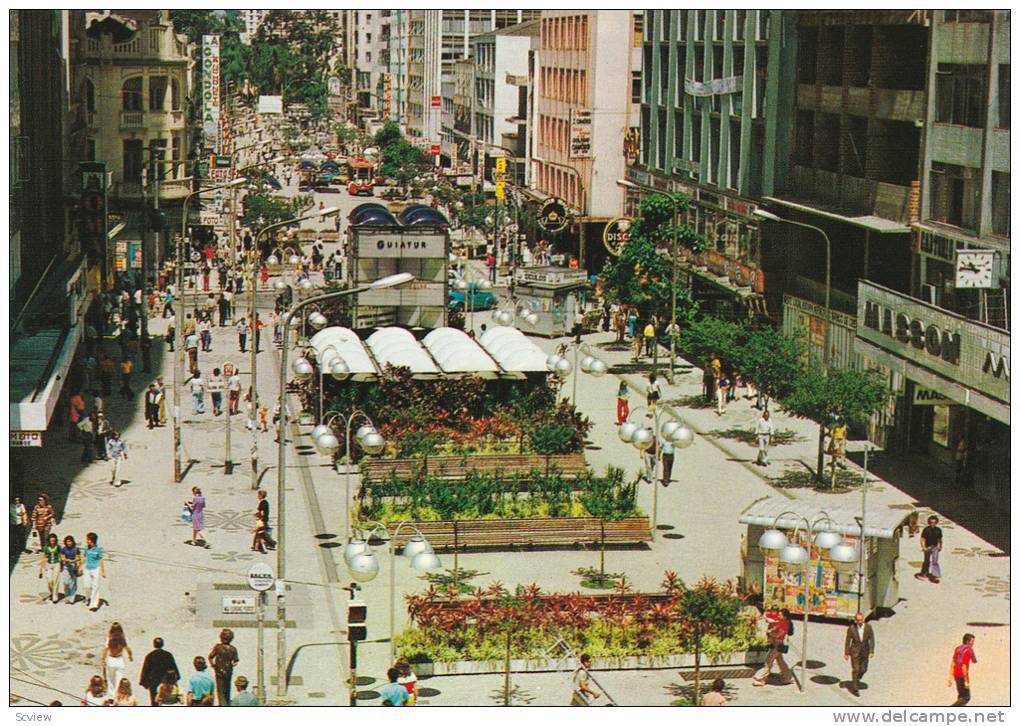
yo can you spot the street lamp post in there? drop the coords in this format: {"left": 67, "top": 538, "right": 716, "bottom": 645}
{"left": 546, "top": 343, "right": 608, "bottom": 407}
{"left": 250, "top": 209, "right": 340, "bottom": 491}
{"left": 344, "top": 520, "right": 442, "bottom": 664}
{"left": 752, "top": 209, "right": 832, "bottom": 369}
{"left": 174, "top": 177, "right": 248, "bottom": 482}
{"left": 758, "top": 511, "right": 857, "bottom": 692}
{"left": 274, "top": 272, "right": 414, "bottom": 696}
{"left": 618, "top": 406, "right": 694, "bottom": 534}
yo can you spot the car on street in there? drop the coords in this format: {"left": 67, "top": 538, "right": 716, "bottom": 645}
{"left": 449, "top": 286, "right": 497, "bottom": 311}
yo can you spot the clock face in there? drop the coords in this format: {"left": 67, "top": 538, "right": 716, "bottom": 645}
{"left": 955, "top": 251, "right": 996, "bottom": 289}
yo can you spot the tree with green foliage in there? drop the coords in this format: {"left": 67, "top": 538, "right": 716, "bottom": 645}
{"left": 373, "top": 120, "right": 403, "bottom": 149}
{"left": 240, "top": 192, "right": 306, "bottom": 233}
{"left": 781, "top": 367, "right": 888, "bottom": 483}
{"left": 677, "top": 316, "right": 746, "bottom": 369}
{"left": 730, "top": 325, "right": 806, "bottom": 410}
{"left": 599, "top": 193, "right": 706, "bottom": 322}
{"left": 677, "top": 578, "right": 742, "bottom": 705}
{"left": 244, "top": 10, "right": 341, "bottom": 119}
{"left": 379, "top": 141, "right": 429, "bottom": 193}
{"left": 170, "top": 10, "right": 249, "bottom": 91}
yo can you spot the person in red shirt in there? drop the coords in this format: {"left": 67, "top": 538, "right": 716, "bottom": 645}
{"left": 949, "top": 634, "right": 978, "bottom": 706}
{"left": 753, "top": 607, "right": 794, "bottom": 686}
{"left": 486, "top": 251, "right": 496, "bottom": 284}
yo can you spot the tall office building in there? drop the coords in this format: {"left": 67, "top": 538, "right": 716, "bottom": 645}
{"left": 631, "top": 10, "right": 794, "bottom": 320}
{"left": 531, "top": 10, "right": 643, "bottom": 272}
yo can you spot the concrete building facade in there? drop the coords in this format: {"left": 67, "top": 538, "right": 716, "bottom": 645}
{"left": 72, "top": 10, "right": 193, "bottom": 207}
{"left": 630, "top": 9, "right": 795, "bottom": 320}
{"left": 854, "top": 10, "right": 1010, "bottom": 506}
{"left": 532, "top": 10, "right": 643, "bottom": 272}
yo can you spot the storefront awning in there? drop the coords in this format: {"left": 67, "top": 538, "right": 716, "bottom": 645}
{"left": 763, "top": 196, "right": 911, "bottom": 234}
{"left": 10, "top": 325, "right": 82, "bottom": 432}
{"left": 739, "top": 495, "right": 915, "bottom": 539}
{"left": 855, "top": 338, "right": 1010, "bottom": 425}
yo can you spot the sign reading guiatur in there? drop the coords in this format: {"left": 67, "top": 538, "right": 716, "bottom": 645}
{"left": 538, "top": 198, "right": 569, "bottom": 233}
{"left": 603, "top": 216, "right": 633, "bottom": 256}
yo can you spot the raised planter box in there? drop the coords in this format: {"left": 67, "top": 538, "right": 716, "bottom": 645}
{"left": 378, "top": 516, "right": 653, "bottom": 550}
{"left": 411, "top": 649, "right": 767, "bottom": 677}
{"left": 361, "top": 453, "right": 588, "bottom": 484}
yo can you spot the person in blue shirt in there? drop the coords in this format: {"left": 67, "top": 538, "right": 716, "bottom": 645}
{"left": 187, "top": 656, "right": 216, "bottom": 706}
{"left": 378, "top": 667, "right": 410, "bottom": 706}
{"left": 82, "top": 532, "right": 106, "bottom": 612}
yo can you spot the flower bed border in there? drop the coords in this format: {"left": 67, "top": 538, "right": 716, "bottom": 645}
{"left": 411, "top": 649, "right": 767, "bottom": 677}
{"left": 378, "top": 516, "right": 653, "bottom": 550}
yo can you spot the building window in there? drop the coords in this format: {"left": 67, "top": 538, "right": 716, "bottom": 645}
{"left": 943, "top": 10, "right": 993, "bottom": 23}
{"left": 998, "top": 65, "right": 1010, "bottom": 129}
{"left": 695, "top": 10, "right": 705, "bottom": 41}
{"left": 123, "top": 139, "right": 143, "bottom": 182}
{"left": 151, "top": 138, "right": 168, "bottom": 181}
{"left": 632, "top": 70, "right": 642, "bottom": 104}
{"left": 734, "top": 10, "right": 746, "bottom": 41}
{"left": 991, "top": 172, "right": 1010, "bottom": 237}
{"left": 149, "top": 77, "right": 168, "bottom": 111}
{"left": 659, "top": 46, "right": 669, "bottom": 100}
{"left": 709, "top": 117, "right": 720, "bottom": 184}
{"left": 632, "top": 11, "right": 643, "bottom": 47}
{"left": 677, "top": 10, "right": 687, "bottom": 41}
{"left": 714, "top": 10, "right": 725, "bottom": 40}
{"left": 640, "top": 106, "right": 651, "bottom": 163}
{"left": 657, "top": 109, "right": 667, "bottom": 170}
{"left": 122, "top": 77, "right": 143, "bottom": 112}
{"left": 84, "top": 79, "right": 95, "bottom": 112}
{"left": 929, "top": 162, "right": 980, "bottom": 231}
{"left": 86, "top": 138, "right": 96, "bottom": 161}
{"left": 728, "top": 119, "right": 740, "bottom": 189}
{"left": 935, "top": 64, "right": 986, "bottom": 128}
{"left": 170, "top": 78, "right": 181, "bottom": 110}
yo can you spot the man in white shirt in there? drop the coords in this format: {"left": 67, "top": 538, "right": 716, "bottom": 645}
{"left": 755, "top": 410, "right": 775, "bottom": 466}
{"left": 227, "top": 369, "right": 242, "bottom": 416}
{"left": 189, "top": 371, "right": 207, "bottom": 415}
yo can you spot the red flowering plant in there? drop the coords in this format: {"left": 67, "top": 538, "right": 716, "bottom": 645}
{"left": 396, "top": 574, "right": 765, "bottom": 665}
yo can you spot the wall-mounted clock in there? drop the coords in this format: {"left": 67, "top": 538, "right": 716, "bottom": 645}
{"left": 955, "top": 250, "right": 998, "bottom": 289}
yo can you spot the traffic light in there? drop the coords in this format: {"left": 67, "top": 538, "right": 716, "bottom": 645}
{"left": 347, "top": 599, "right": 367, "bottom": 642}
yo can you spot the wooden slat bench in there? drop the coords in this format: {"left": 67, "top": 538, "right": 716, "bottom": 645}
{"left": 375, "top": 516, "right": 653, "bottom": 551}
{"left": 361, "top": 454, "right": 588, "bottom": 485}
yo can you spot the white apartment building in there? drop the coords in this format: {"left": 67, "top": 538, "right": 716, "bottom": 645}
{"left": 385, "top": 10, "right": 539, "bottom": 147}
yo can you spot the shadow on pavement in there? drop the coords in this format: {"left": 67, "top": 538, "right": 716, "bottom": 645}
{"left": 10, "top": 335, "right": 167, "bottom": 573}
{"left": 853, "top": 449, "right": 1010, "bottom": 555}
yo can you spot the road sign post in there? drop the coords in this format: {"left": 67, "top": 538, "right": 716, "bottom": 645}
{"left": 247, "top": 563, "right": 275, "bottom": 705}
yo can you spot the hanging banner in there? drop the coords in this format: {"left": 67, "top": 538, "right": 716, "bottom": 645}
{"left": 684, "top": 75, "right": 742, "bottom": 97}
{"left": 202, "top": 34, "right": 221, "bottom": 150}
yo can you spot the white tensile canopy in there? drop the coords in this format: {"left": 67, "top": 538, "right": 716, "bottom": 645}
{"left": 478, "top": 326, "right": 548, "bottom": 372}
{"left": 422, "top": 327, "right": 500, "bottom": 376}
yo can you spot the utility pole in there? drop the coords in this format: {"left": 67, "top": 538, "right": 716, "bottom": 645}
{"left": 248, "top": 247, "right": 260, "bottom": 490}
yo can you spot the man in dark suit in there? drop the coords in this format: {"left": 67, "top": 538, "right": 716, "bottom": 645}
{"left": 139, "top": 637, "right": 179, "bottom": 705}
{"left": 844, "top": 611, "right": 876, "bottom": 697}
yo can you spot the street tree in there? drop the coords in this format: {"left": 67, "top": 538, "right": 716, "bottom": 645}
{"left": 379, "top": 141, "right": 429, "bottom": 194}
{"left": 247, "top": 10, "right": 341, "bottom": 119}
{"left": 599, "top": 193, "right": 705, "bottom": 322}
{"left": 781, "top": 366, "right": 888, "bottom": 483}
{"left": 677, "top": 316, "right": 746, "bottom": 369}
{"left": 373, "top": 120, "right": 403, "bottom": 149}
{"left": 730, "top": 325, "right": 806, "bottom": 410}
{"left": 240, "top": 192, "right": 306, "bottom": 235}
{"left": 676, "top": 578, "right": 742, "bottom": 705}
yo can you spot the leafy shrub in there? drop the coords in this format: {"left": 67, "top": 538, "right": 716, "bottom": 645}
{"left": 529, "top": 422, "right": 577, "bottom": 455}
{"left": 397, "top": 430, "right": 442, "bottom": 458}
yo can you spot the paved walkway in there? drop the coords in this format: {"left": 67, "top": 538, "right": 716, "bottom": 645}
{"left": 9, "top": 242, "right": 1009, "bottom": 707}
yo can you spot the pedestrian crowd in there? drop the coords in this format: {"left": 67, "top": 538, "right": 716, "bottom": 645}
{"left": 77, "top": 627, "right": 260, "bottom": 707}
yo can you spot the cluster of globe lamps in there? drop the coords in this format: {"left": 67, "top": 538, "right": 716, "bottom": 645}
{"left": 619, "top": 415, "right": 695, "bottom": 452}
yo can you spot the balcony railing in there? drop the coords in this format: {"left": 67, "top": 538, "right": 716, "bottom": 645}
{"left": 120, "top": 111, "right": 145, "bottom": 129}
{"left": 84, "top": 29, "right": 189, "bottom": 62}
